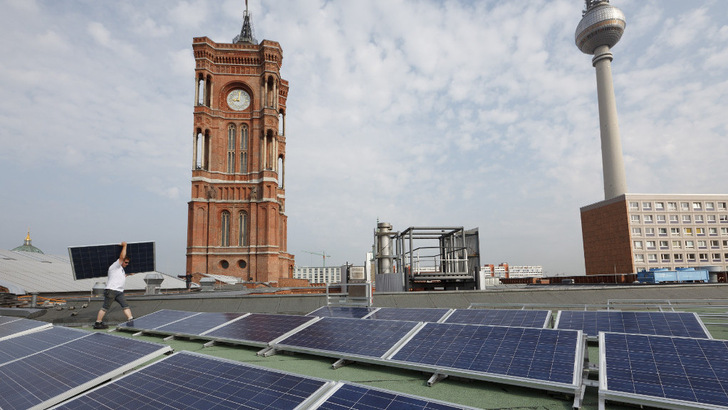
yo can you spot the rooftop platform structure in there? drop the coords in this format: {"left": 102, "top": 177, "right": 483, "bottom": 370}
{"left": 374, "top": 223, "right": 480, "bottom": 292}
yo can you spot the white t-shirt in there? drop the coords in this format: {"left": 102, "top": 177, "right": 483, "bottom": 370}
{"left": 106, "top": 260, "right": 127, "bottom": 291}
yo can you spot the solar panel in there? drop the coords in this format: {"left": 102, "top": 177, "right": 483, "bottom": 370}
{"left": 307, "top": 306, "right": 377, "bottom": 318}
{"left": 600, "top": 332, "right": 728, "bottom": 409}
{"left": 0, "top": 316, "right": 52, "bottom": 341}
{"left": 203, "top": 313, "right": 318, "bottom": 346}
{"left": 389, "top": 323, "right": 583, "bottom": 391}
{"left": 0, "top": 331, "right": 171, "bottom": 409}
{"left": 315, "top": 382, "right": 479, "bottom": 410}
{"left": 117, "top": 309, "right": 198, "bottom": 331}
{"left": 555, "top": 311, "right": 710, "bottom": 339}
{"left": 275, "top": 317, "right": 421, "bottom": 359}
{"left": 54, "top": 351, "right": 333, "bottom": 410}
{"left": 155, "top": 312, "right": 247, "bottom": 336}
{"left": 444, "top": 309, "right": 551, "bottom": 328}
{"left": 366, "top": 307, "right": 451, "bottom": 323}
{"left": 0, "top": 326, "right": 86, "bottom": 366}
{"left": 68, "top": 241, "right": 155, "bottom": 280}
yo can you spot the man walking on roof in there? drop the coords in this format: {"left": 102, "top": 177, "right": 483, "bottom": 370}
{"left": 93, "top": 242, "right": 134, "bottom": 329}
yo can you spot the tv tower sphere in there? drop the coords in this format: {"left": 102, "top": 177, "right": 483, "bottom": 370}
{"left": 575, "top": 1, "right": 626, "bottom": 55}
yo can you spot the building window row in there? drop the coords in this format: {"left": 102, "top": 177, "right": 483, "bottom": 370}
{"left": 630, "top": 201, "right": 727, "bottom": 212}
{"left": 630, "top": 214, "right": 728, "bottom": 224}
{"left": 634, "top": 239, "right": 728, "bottom": 250}
{"left": 635, "top": 253, "right": 728, "bottom": 263}
{"left": 632, "top": 227, "right": 728, "bottom": 236}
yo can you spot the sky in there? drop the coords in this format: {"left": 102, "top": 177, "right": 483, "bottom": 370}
{"left": 1, "top": 0, "right": 727, "bottom": 277}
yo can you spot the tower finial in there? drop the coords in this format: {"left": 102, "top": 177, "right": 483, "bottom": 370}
{"left": 233, "top": 0, "right": 257, "bottom": 44}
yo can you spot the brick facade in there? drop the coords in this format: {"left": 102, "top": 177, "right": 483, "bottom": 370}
{"left": 581, "top": 196, "right": 634, "bottom": 275}
{"left": 186, "top": 36, "right": 294, "bottom": 283}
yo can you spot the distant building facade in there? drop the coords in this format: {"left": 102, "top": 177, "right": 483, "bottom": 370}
{"left": 186, "top": 9, "right": 294, "bottom": 283}
{"left": 293, "top": 266, "right": 341, "bottom": 284}
{"left": 581, "top": 194, "right": 728, "bottom": 275}
{"left": 481, "top": 263, "right": 543, "bottom": 279}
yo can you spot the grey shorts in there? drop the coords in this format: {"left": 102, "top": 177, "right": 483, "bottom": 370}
{"left": 101, "top": 289, "right": 129, "bottom": 311}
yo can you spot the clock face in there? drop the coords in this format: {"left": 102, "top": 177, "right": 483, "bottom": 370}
{"left": 227, "top": 89, "right": 250, "bottom": 111}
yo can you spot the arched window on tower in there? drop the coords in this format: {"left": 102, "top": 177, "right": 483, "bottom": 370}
{"left": 278, "top": 155, "right": 284, "bottom": 188}
{"left": 278, "top": 111, "right": 285, "bottom": 136}
{"left": 266, "top": 76, "right": 275, "bottom": 108}
{"left": 266, "top": 130, "right": 275, "bottom": 171}
{"left": 194, "top": 129, "right": 210, "bottom": 170}
{"left": 205, "top": 74, "right": 213, "bottom": 107}
{"left": 221, "top": 211, "right": 230, "bottom": 247}
{"left": 227, "top": 124, "right": 236, "bottom": 173}
{"left": 240, "top": 124, "right": 248, "bottom": 173}
{"left": 238, "top": 211, "right": 248, "bottom": 246}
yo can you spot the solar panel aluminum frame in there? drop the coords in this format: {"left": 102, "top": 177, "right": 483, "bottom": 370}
{"left": 6, "top": 333, "right": 172, "bottom": 410}
{"left": 383, "top": 326, "right": 588, "bottom": 397}
{"left": 0, "top": 317, "right": 52, "bottom": 341}
{"left": 597, "top": 332, "right": 726, "bottom": 410}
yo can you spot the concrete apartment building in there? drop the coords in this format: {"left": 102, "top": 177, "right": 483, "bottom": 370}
{"left": 581, "top": 194, "right": 728, "bottom": 275}
{"left": 293, "top": 266, "right": 342, "bottom": 285}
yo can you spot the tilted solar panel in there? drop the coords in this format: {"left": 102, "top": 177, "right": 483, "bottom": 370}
{"left": 0, "top": 331, "right": 171, "bottom": 409}
{"left": 68, "top": 241, "right": 155, "bottom": 280}
{"left": 315, "top": 382, "right": 479, "bottom": 410}
{"left": 275, "top": 317, "right": 420, "bottom": 359}
{"left": 600, "top": 332, "right": 728, "bottom": 409}
{"left": 0, "top": 316, "right": 53, "bottom": 341}
{"left": 54, "top": 351, "right": 332, "bottom": 410}
{"left": 307, "top": 306, "right": 377, "bottom": 318}
{"left": 366, "top": 307, "right": 451, "bottom": 323}
{"left": 389, "top": 323, "right": 583, "bottom": 389}
{"left": 203, "top": 313, "right": 317, "bottom": 346}
{"left": 117, "top": 309, "right": 198, "bottom": 331}
{"left": 155, "top": 312, "right": 247, "bottom": 336}
{"left": 555, "top": 311, "right": 710, "bottom": 339}
{"left": 0, "top": 326, "right": 85, "bottom": 366}
{"left": 444, "top": 309, "right": 551, "bottom": 328}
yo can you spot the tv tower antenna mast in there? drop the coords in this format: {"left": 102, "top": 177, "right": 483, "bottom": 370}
{"left": 575, "top": 0, "right": 627, "bottom": 200}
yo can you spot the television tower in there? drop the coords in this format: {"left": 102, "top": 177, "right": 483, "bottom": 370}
{"left": 575, "top": 0, "right": 627, "bottom": 200}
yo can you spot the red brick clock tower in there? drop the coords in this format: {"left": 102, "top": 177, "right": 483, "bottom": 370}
{"left": 186, "top": 7, "right": 294, "bottom": 283}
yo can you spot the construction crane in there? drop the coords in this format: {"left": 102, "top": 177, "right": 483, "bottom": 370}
{"left": 302, "top": 250, "right": 331, "bottom": 267}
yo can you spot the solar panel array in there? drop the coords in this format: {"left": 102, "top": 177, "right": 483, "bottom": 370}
{"left": 600, "top": 332, "right": 728, "bottom": 409}
{"left": 444, "top": 309, "right": 551, "bottom": 328}
{"left": 112, "top": 306, "right": 723, "bottom": 409}
{"left": 55, "top": 351, "right": 477, "bottom": 410}
{"left": 0, "top": 316, "right": 52, "bottom": 341}
{"left": 69, "top": 241, "right": 155, "bottom": 280}
{"left": 555, "top": 311, "right": 710, "bottom": 339}
{"left": 0, "top": 325, "right": 171, "bottom": 410}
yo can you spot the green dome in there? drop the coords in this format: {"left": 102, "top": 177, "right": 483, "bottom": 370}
{"left": 11, "top": 232, "right": 44, "bottom": 254}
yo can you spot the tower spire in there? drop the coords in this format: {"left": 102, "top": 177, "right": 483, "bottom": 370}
{"left": 233, "top": 0, "right": 256, "bottom": 44}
